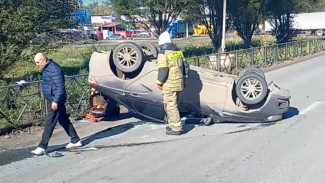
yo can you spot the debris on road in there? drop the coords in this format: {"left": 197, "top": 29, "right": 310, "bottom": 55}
{"left": 4, "top": 135, "right": 11, "bottom": 139}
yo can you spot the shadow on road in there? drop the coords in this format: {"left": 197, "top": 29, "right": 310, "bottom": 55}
{"left": 81, "top": 122, "right": 138, "bottom": 146}
{"left": 0, "top": 147, "right": 35, "bottom": 166}
{"left": 182, "top": 118, "right": 205, "bottom": 134}
{"left": 46, "top": 120, "right": 143, "bottom": 153}
{"left": 0, "top": 120, "right": 148, "bottom": 166}
{"left": 101, "top": 112, "right": 134, "bottom": 121}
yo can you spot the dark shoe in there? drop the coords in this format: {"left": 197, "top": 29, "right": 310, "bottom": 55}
{"left": 166, "top": 128, "right": 182, "bottom": 135}
{"left": 166, "top": 126, "right": 183, "bottom": 132}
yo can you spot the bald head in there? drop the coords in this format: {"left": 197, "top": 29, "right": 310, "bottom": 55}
{"left": 34, "top": 53, "right": 48, "bottom": 68}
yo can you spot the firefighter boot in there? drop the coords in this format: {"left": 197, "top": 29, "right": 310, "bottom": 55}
{"left": 166, "top": 126, "right": 182, "bottom": 135}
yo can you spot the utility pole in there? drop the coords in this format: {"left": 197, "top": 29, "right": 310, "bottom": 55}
{"left": 221, "top": 0, "right": 227, "bottom": 53}
{"left": 186, "top": 22, "right": 189, "bottom": 38}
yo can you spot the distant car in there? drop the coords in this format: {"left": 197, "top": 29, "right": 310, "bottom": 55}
{"left": 132, "top": 31, "right": 151, "bottom": 38}
{"left": 88, "top": 42, "right": 290, "bottom": 124}
{"left": 106, "top": 34, "right": 123, "bottom": 40}
{"left": 88, "top": 33, "right": 98, "bottom": 41}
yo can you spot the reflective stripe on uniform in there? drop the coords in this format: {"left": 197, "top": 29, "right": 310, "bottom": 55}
{"left": 166, "top": 51, "right": 184, "bottom": 61}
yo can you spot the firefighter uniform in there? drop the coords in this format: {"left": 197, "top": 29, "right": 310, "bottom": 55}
{"left": 156, "top": 32, "right": 189, "bottom": 134}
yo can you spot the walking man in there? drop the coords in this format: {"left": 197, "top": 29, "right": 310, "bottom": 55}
{"left": 156, "top": 32, "right": 189, "bottom": 135}
{"left": 31, "top": 53, "right": 82, "bottom": 155}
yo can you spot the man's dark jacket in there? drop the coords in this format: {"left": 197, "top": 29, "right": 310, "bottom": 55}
{"left": 42, "top": 59, "right": 67, "bottom": 103}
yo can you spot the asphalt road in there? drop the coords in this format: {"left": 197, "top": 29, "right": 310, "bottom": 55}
{"left": 1, "top": 55, "right": 325, "bottom": 183}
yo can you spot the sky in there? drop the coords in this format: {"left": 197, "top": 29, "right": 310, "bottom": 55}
{"left": 82, "top": 0, "right": 110, "bottom": 6}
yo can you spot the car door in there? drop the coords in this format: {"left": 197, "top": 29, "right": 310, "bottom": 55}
{"left": 124, "top": 69, "right": 165, "bottom": 122}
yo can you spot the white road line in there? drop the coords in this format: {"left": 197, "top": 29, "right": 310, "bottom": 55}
{"left": 299, "top": 101, "right": 325, "bottom": 115}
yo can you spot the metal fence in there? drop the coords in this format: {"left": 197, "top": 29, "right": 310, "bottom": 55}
{"left": 186, "top": 38, "right": 325, "bottom": 74}
{"left": 1, "top": 38, "right": 325, "bottom": 129}
{"left": 0, "top": 74, "right": 90, "bottom": 129}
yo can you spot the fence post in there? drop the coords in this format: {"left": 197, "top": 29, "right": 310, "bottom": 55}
{"left": 251, "top": 48, "right": 254, "bottom": 66}
{"left": 295, "top": 42, "right": 298, "bottom": 58}
{"left": 235, "top": 51, "right": 238, "bottom": 70}
{"left": 276, "top": 44, "right": 279, "bottom": 64}
{"left": 264, "top": 46, "right": 267, "bottom": 67}
{"left": 284, "top": 42, "right": 288, "bottom": 60}
{"left": 217, "top": 53, "right": 221, "bottom": 71}
{"left": 195, "top": 57, "right": 199, "bottom": 67}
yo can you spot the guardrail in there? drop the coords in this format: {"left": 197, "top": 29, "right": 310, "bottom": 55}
{"left": 1, "top": 38, "right": 325, "bottom": 130}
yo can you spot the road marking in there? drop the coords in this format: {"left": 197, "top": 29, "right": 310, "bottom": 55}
{"left": 299, "top": 101, "right": 325, "bottom": 115}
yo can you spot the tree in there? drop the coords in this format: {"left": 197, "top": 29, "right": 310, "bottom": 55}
{"left": 0, "top": 0, "right": 78, "bottom": 79}
{"left": 84, "top": 2, "right": 112, "bottom": 15}
{"left": 228, "top": 0, "right": 263, "bottom": 48}
{"left": 191, "top": 0, "right": 225, "bottom": 52}
{"left": 309, "top": 0, "right": 325, "bottom": 11}
{"left": 263, "top": 0, "right": 307, "bottom": 43}
{"left": 111, "top": 0, "right": 192, "bottom": 35}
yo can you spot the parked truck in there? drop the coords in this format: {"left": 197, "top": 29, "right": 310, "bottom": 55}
{"left": 264, "top": 12, "right": 325, "bottom": 36}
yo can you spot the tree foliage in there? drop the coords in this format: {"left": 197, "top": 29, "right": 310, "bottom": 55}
{"left": 84, "top": 2, "right": 112, "bottom": 15}
{"left": 0, "top": 0, "right": 78, "bottom": 79}
{"left": 111, "top": 0, "right": 138, "bottom": 17}
{"left": 228, "top": 0, "right": 263, "bottom": 48}
{"left": 262, "top": 0, "right": 293, "bottom": 43}
{"left": 111, "top": 0, "right": 192, "bottom": 35}
{"left": 191, "top": 0, "right": 225, "bottom": 51}
{"left": 309, "top": 0, "right": 325, "bottom": 11}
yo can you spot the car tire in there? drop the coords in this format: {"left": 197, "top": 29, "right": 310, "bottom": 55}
{"left": 104, "top": 97, "right": 120, "bottom": 117}
{"left": 239, "top": 67, "right": 265, "bottom": 79}
{"left": 316, "top": 29, "right": 323, "bottom": 36}
{"left": 236, "top": 74, "right": 268, "bottom": 105}
{"left": 113, "top": 42, "right": 144, "bottom": 73}
{"left": 138, "top": 42, "right": 158, "bottom": 59}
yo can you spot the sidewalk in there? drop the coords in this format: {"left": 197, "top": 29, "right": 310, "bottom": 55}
{"left": 0, "top": 107, "right": 136, "bottom": 151}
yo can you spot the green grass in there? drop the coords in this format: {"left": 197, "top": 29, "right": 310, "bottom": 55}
{"left": 0, "top": 122, "right": 8, "bottom": 129}
{"left": 4, "top": 45, "right": 114, "bottom": 81}
{"left": 0, "top": 34, "right": 300, "bottom": 82}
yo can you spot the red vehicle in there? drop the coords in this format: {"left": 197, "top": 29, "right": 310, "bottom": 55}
{"left": 97, "top": 22, "right": 135, "bottom": 40}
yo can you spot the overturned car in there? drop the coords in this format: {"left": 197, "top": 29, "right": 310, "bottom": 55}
{"left": 88, "top": 42, "right": 290, "bottom": 124}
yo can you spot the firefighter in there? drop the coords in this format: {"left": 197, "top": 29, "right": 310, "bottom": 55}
{"left": 156, "top": 32, "right": 189, "bottom": 135}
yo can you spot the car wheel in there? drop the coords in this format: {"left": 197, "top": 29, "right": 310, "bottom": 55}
{"left": 239, "top": 67, "right": 265, "bottom": 79}
{"left": 236, "top": 74, "right": 268, "bottom": 105}
{"left": 138, "top": 42, "right": 158, "bottom": 59}
{"left": 104, "top": 97, "right": 120, "bottom": 117}
{"left": 316, "top": 29, "right": 323, "bottom": 36}
{"left": 113, "top": 42, "right": 144, "bottom": 73}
